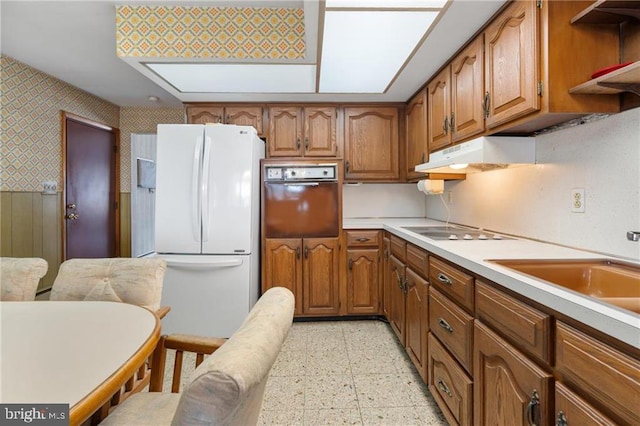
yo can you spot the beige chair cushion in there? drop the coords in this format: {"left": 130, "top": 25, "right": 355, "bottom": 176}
{"left": 100, "top": 393, "right": 180, "bottom": 426}
{"left": 0, "top": 257, "right": 48, "bottom": 301}
{"left": 49, "top": 258, "right": 166, "bottom": 311}
{"left": 102, "top": 287, "right": 295, "bottom": 426}
{"left": 172, "top": 287, "right": 294, "bottom": 425}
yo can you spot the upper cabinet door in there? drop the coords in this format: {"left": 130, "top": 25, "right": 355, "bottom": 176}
{"left": 303, "top": 106, "right": 337, "bottom": 157}
{"left": 428, "top": 68, "right": 451, "bottom": 153}
{"left": 187, "top": 106, "right": 224, "bottom": 125}
{"left": 224, "top": 106, "right": 263, "bottom": 135}
{"left": 406, "top": 89, "right": 428, "bottom": 180}
{"left": 344, "top": 107, "right": 399, "bottom": 181}
{"left": 451, "top": 35, "right": 485, "bottom": 143}
{"left": 268, "top": 106, "right": 302, "bottom": 157}
{"left": 484, "top": 0, "right": 540, "bottom": 129}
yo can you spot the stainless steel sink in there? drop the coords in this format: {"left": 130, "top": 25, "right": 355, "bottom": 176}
{"left": 403, "top": 226, "right": 512, "bottom": 241}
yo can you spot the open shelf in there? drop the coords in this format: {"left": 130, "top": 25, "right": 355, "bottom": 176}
{"left": 569, "top": 61, "right": 640, "bottom": 96}
{"left": 571, "top": 0, "right": 640, "bottom": 24}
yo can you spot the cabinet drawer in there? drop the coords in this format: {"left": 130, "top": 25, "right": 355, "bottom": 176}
{"left": 428, "top": 333, "right": 473, "bottom": 426}
{"left": 390, "top": 234, "right": 406, "bottom": 262}
{"left": 556, "top": 321, "right": 640, "bottom": 426}
{"left": 429, "top": 287, "right": 474, "bottom": 373}
{"left": 476, "top": 280, "right": 551, "bottom": 365}
{"left": 346, "top": 230, "right": 380, "bottom": 248}
{"left": 555, "top": 382, "right": 616, "bottom": 426}
{"left": 429, "top": 257, "right": 474, "bottom": 312}
{"left": 406, "top": 243, "right": 428, "bottom": 280}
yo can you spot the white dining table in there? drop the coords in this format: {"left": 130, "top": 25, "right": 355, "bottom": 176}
{"left": 0, "top": 301, "right": 160, "bottom": 425}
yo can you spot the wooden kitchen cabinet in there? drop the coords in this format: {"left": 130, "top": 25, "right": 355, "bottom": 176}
{"left": 263, "top": 237, "right": 340, "bottom": 316}
{"left": 427, "top": 67, "right": 451, "bottom": 153}
{"left": 345, "top": 230, "right": 381, "bottom": 315}
{"left": 474, "top": 321, "right": 553, "bottom": 426}
{"left": 406, "top": 89, "right": 428, "bottom": 180}
{"left": 389, "top": 254, "right": 406, "bottom": 345}
{"left": 382, "top": 233, "right": 391, "bottom": 319}
{"left": 343, "top": 107, "right": 400, "bottom": 181}
{"left": 555, "top": 382, "right": 616, "bottom": 426}
{"left": 267, "top": 106, "right": 337, "bottom": 158}
{"left": 555, "top": 321, "right": 640, "bottom": 425}
{"left": 405, "top": 267, "right": 428, "bottom": 380}
{"left": 429, "top": 256, "right": 475, "bottom": 314}
{"left": 428, "top": 35, "right": 485, "bottom": 154}
{"left": 186, "top": 105, "right": 264, "bottom": 135}
{"left": 263, "top": 238, "right": 303, "bottom": 315}
{"left": 483, "top": 0, "right": 619, "bottom": 133}
{"left": 428, "top": 333, "right": 473, "bottom": 426}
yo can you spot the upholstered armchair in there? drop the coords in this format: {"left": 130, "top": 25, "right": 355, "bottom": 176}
{"left": 0, "top": 257, "right": 48, "bottom": 301}
{"left": 100, "top": 287, "right": 295, "bottom": 426}
{"left": 49, "top": 257, "right": 169, "bottom": 417}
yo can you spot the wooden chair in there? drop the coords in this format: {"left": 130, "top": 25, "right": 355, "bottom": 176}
{"left": 100, "top": 287, "right": 295, "bottom": 426}
{"left": 49, "top": 257, "right": 169, "bottom": 421}
{"left": 0, "top": 257, "right": 48, "bottom": 301}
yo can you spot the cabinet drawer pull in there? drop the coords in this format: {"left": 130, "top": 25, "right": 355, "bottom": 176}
{"left": 556, "top": 411, "right": 568, "bottom": 426}
{"left": 442, "top": 116, "right": 449, "bottom": 135}
{"left": 345, "top": 160, "right": 350, "bottom": 173}
{"left": 296, "top": 247, "right": 301, "bottom": 259}
{"left": 348, "top": 258, "right": 353, "bottom": 270}
{"left": 304, "top": 246, "right": 309, "bottom": 259}
{"left": 305, "top": 137, "right": 309, "bottom": 150}
{"left": 437, "top": 378, "right": 452, "bottom": 397}
{"left": 296, "top": 138, "right": 301, "bottom": 150}
{"left": 437, "top": 273, "right": 453, "bottom": 286}
{"left": 526, "top": 389, "right": 540, "bottom": 426}
{"left": 356, "top": 237, "right": 370, "bottom": 242}
{"left": 438, "top": 317, "right": 454, "bottom": 333}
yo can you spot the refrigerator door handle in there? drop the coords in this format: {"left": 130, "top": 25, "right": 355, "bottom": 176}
{"left": 201, "top": 135, "right": 213, "bottom": 242}
{"left": 192, "top": 136, "right": 204, "bottom": 242}
{"left": 165, "top": 258, "right": 243, "bottom": 270}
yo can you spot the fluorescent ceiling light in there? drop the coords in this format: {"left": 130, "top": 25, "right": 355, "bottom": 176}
{"left": 319, "top": 10, "right": 438, "bottom": 93}
{"left": 326, "top": 0, "right": 447, "bottom": 8}
{"left": 146, "top": 63, "right": 316, "bottom": 93}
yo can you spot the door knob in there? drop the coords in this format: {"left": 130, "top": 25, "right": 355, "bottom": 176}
{"left": 65, "top": 213, "right": 79, "bottom": 220}
{"left": 66, "top": 203, "right": 76, "bottom": 209}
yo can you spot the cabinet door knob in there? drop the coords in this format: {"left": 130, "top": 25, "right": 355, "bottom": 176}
{"left": 305, "top": 137, "right": 309, "bottom": 150}
{"left": 345, "top": 160, "right": 350, "bottom": 173}
{"left": 66, "top": 203, "right": 76, "bottom": 210}
{"left": 449, "top": 112, "right": 455, "bottom": 132}
{"left": 556, "top": 411, "right": 568, "bottom": 426}
{"left": 296, "top": 246, "right": 301, "bottom": 259}
{"left": 442, "top": 116, "right": 449, "bottom": 135}
{"left": 304, "top": 246, "right": 309, "bottom": 258}
{"left": 483, "top": 92, "right": 490, "bottom": 118}
{"left": 226, "top": 115, "right": 230, "bottom": 123}
{"left": 296, "top": 138, "right": 301, "bottom": 150}
{"left": 526, "top": 390, "right": 540, "bottom": 426}
{"left": 348, "top": 258, "right": 353, "bottom": 270}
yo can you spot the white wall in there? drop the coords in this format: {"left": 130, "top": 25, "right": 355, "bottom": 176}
{"left": 343, "top": 183, "right": 427, "bottom": 218}
{"left": 426, "top": 108, "right": 640, "bottom": 260}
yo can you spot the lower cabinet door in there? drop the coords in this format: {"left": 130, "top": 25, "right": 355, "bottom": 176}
{"left": 428, "top": 333, "right": 473, "bottom": 426}
{"left": 346, "top": 248, "right": 380, "bottom": 314}
{"left": 303, "top": 238, "right": 340, "bottom": 315}
{"left": 555, "top": 382, "right": 616, "bottom": 426}
{"left": 406, "top": 268, "right": 428, "bottom": 380}
{"left": 474, "top": 321, "right": 553, "bottom": 426}
{"left": 264, "top": 238, "right": 303, "bottom": 315}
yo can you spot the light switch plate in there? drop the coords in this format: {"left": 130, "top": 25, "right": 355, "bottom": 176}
{"left": 42, "top": 181, "right": 57, "bottom": 194}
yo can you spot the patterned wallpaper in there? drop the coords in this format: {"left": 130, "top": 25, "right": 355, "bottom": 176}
{"left": 1, "top": 55, "right": 120, "bottom": 192}
{"left": 119, "top": 107, "right": 184, "bottom": 192}
{"left": 116, "top": 5, "right": 305, "bottom": 59}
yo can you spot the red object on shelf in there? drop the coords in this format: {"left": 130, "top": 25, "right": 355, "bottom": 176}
{"left": 591, "top": 62, "right": 633, "bottom": 79}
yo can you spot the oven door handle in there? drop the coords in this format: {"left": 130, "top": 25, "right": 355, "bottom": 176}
{"left": 283, "top": 182, "right": 320, "bottom": 187}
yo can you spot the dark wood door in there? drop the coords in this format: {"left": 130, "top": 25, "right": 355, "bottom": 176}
{"left": 303, "top": 106, "right": 337, "bottom": 157}
{"left": 406, "top": 89, "right": 428, "bottom": 180}
{"left": 451, "top": 35, "right": 485, "bottom": 143}
{"left": 428, "top": 67, "right": 451, "bottom": 153}
{"left": 268, "top": 106, "right": 302, "bottom": 157}
{"left": 64, "top": 114, "right": 118, "bottom": 259}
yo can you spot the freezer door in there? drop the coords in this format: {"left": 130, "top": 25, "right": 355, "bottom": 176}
{"left": 202, "top": 125, "right": 260, "bottom": 254}
{"left": 159, "top": 254, "right": 255, "bottom": 337}
{"left": 155, "top": 124, "right": 204, "bottom": 254}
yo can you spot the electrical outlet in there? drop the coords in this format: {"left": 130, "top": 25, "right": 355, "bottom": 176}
{"left": 571, "top": 188, "right": 585, "bottom": 213}
{"left": 42, "top": 181, "right": 57, "bottom": 194}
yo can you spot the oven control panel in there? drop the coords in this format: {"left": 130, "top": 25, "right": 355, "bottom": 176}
{"left": 264, "top": 164, "right": 338, "bottom": 182}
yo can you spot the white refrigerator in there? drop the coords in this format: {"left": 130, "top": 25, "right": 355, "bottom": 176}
{"left": 154, "top": 124, "right": 264, "bottom": 337}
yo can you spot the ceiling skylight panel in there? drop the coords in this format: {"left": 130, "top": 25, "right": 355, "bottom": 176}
{"left": 146, "top": 63, "right": 316, "bottom": 93}
{"left": 326, "top": 0, "right": 447, "bottom": 8}
{"left": 319, "top": 10, "right": 438, "bottom": 93}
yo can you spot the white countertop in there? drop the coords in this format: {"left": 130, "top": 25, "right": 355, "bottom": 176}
{"left": 344, "top": 217, "right": 640, "bottom": 349}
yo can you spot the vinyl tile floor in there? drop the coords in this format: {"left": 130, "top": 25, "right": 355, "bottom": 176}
{"left": 161, "top": 319, "right": 448, "bottom": 426}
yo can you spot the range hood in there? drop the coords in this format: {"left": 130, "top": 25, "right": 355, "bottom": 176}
{"left": 415, "top": 136, "right": 536, "bottom": 174}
